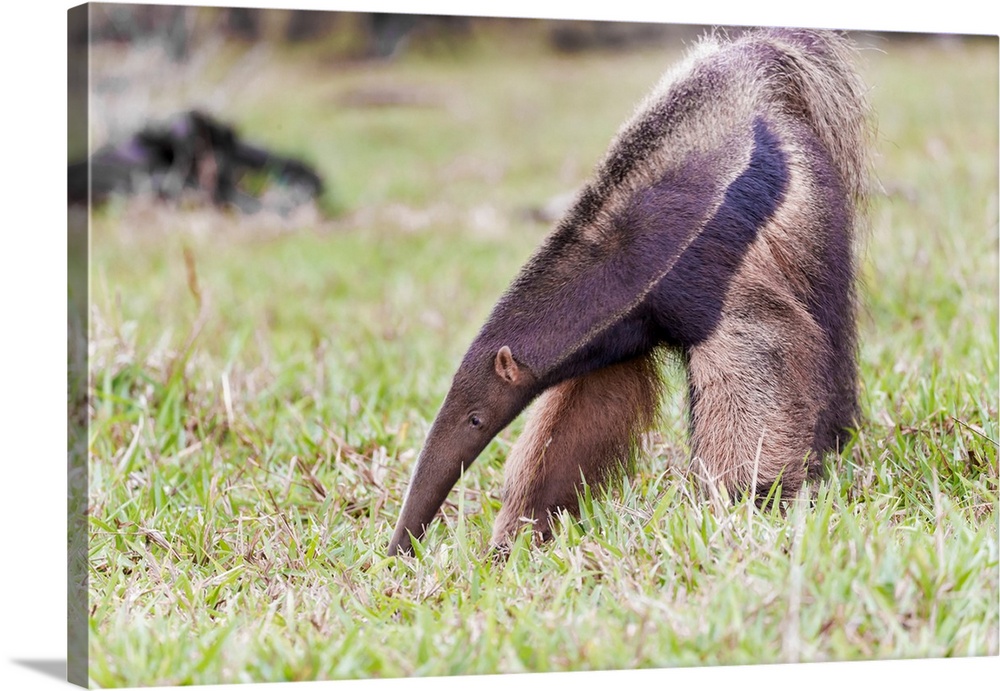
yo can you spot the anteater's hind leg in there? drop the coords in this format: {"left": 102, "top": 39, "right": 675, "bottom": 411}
{"left": 491, "top": 352, "right": 663, "bottom": 550}
{"left": 685, "top": 281, "right": 830, "bottom": 503}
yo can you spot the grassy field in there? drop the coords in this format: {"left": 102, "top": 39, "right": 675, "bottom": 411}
{"left": 84, "top": 28, "right": 998, "bottom": 687}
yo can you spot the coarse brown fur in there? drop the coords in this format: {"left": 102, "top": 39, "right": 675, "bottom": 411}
{"left": 388, "top": 27, "right": 872, "bottom": 557}
{"left": 492, "top": 351, "right": 663, "bottom": 548}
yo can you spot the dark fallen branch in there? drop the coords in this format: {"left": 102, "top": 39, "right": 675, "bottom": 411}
{"left": 68, "top": 110, "right": 325, "bottom": 216}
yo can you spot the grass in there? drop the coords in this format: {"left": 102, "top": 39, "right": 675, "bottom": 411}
{"left": 84, "top": 27, "right": 998, "bottom": 687}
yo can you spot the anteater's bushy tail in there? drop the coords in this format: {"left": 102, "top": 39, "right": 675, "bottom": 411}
{"left": 739, "top": 27, "right": 873, "bottom": 217}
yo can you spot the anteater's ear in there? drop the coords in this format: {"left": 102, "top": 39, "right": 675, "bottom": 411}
{"left": 494, "top": 346, "right": 521, "bottom": 384}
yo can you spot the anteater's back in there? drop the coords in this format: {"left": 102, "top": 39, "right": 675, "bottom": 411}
{"left": 576, "top": 28, "right": 870, "bottom": 241}
{"left": 527, "top": 28, "right": 873, "bottom": 495}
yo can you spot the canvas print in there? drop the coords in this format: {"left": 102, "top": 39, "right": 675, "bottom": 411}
{"left": 68, "top": 3, "right": 999, "bottom": 688}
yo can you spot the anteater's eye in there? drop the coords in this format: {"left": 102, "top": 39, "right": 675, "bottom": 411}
{"left": 469, "top": 414, "right": 483, "bottom": 428}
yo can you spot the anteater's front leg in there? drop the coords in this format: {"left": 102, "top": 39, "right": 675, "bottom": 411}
{"left": 491, "top": 352, "right": 663, "bottom": 550}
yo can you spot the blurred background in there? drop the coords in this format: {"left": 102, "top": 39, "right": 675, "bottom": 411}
{"left": 71, "top": 5, "right": 731, "bottom": 222}
{"left": 71, "top": 5, "right": 975, "bottom": 225}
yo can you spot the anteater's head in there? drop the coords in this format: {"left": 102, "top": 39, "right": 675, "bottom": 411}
{"left": 387, "top": 345, "right": 539, "bottom": 556}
